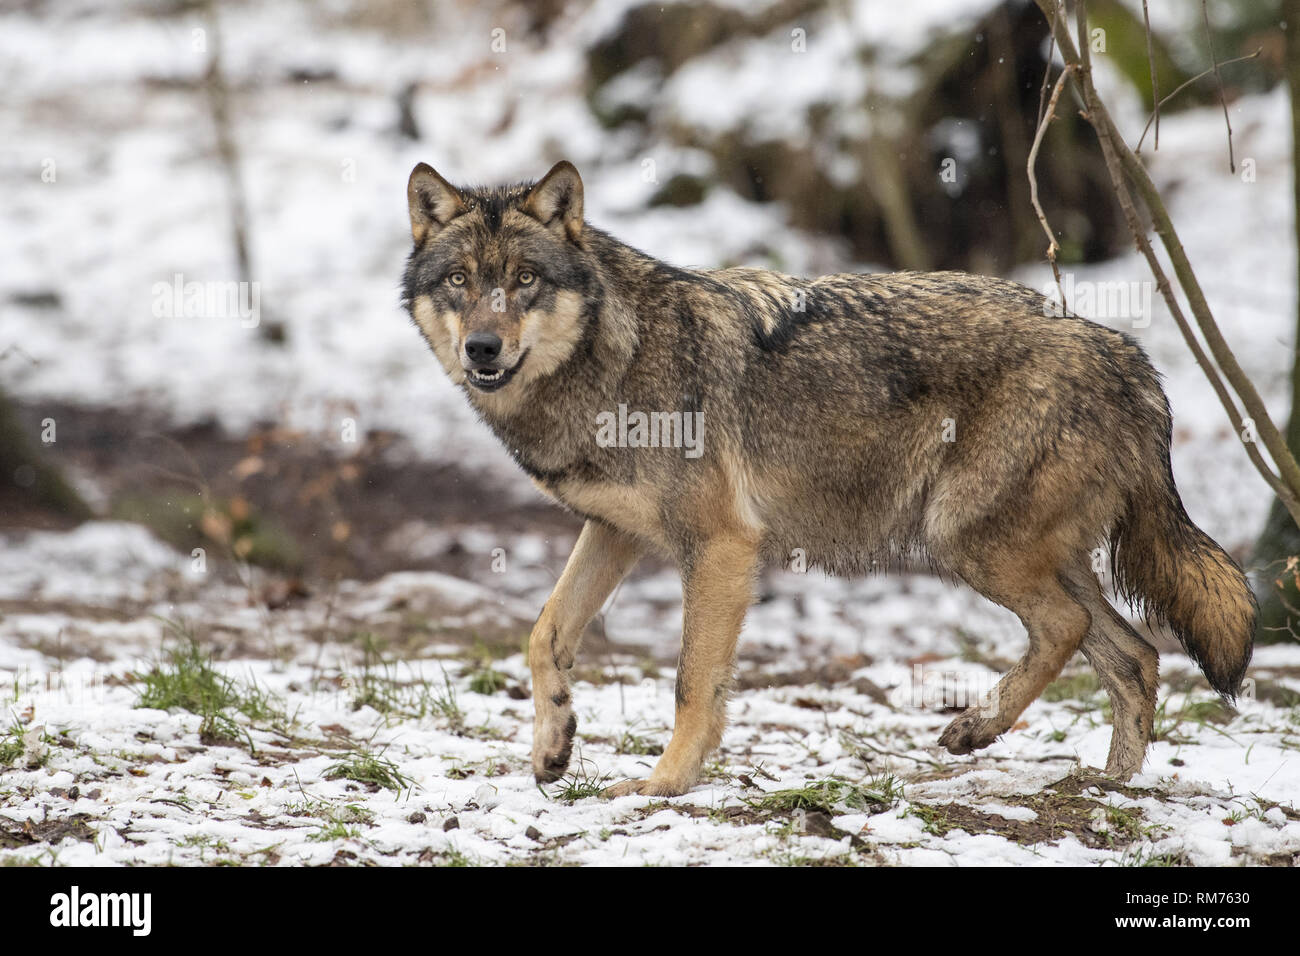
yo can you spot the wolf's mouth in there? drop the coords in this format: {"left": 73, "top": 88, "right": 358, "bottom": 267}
{"left": 465, "top": 351, "right": 528, "bottom": 393}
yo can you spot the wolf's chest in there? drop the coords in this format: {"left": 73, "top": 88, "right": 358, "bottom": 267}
{"left": 532, "top": 475, "right": 667, "bottom": 549}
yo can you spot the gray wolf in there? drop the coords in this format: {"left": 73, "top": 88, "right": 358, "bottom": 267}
{"left": 402, "top": 160, "right": 1255, "bottom": 796}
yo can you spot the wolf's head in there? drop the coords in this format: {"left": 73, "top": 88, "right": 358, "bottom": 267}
{"left": 402, "top": 161, "right": 597, "bottom": 405}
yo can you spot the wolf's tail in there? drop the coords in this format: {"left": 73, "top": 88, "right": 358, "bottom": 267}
{"left": 1110, "top": 451, "right": 1256, "bottom": 698}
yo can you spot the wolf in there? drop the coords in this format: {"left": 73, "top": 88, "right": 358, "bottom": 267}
{"left": 402, "top": 160, "right": 1255, "bottom": 797}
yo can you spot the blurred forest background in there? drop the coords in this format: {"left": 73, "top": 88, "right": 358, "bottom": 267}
{"left": 2, "top": 0, "right": 1297, "bottom": 638}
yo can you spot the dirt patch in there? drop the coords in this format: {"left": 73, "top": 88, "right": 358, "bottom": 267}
{"left": 908, "top": 773, "right": 1164, "bottom": 850}
{"left": 3, "top": 399, "right": 581, "bottom": 584}
{"left": 0, "top": 813, "right": 100, "bottom": 848}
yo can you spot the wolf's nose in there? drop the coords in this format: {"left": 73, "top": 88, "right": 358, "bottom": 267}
{"left": 464, "top": 332, "right": 502, "bottom": 364}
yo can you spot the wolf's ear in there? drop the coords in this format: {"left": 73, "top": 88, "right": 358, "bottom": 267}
{"left": 522, "top": 161, "right": 584, "bottom": 242}
{"left": 408, "top": 163, "right": 467, "bottom": 244}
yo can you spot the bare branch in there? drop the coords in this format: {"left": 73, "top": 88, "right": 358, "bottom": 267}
{"left": 1036, "top": 0, "right": 1062, "bottom": 129}
{"left": 1141, "top": 0, "right": 1160, "bottom": 150}
{"left": 1202, "top": 0, "right": 1236, "bottom": 172}
{"left": 1134, "top": 50, "right": 1262, "bottom": 155}
{"left": 1032, "top": 0, "right": 1300, "bottom": 524}
{"left": 1094, "top": 108, "right": 1293, "bottom": 509}
{"left": 1028, "top": 64, "right": 1075, "bottom": 311}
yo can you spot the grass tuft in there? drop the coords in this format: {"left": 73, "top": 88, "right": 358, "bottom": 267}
{"left": 746, "top": 774, "right": 901, "bottom": 816}
{"left": 324, "top": 749, "right": 415, "bottom": 794}
{"left": 135, "top": 622, "right": 293, "bottom": 751}
{"left": 549, "top": 759, "right": 613, "bottom": 803}
{"left": 348, "top": 635, "right": 463, "bottom": 729}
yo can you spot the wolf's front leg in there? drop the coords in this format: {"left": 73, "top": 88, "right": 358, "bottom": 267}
{"left": 604, "top": 533, "right": 758, "bottom": 798}
{"left": 530, "top": 520, "right": 643, "bottom": 784}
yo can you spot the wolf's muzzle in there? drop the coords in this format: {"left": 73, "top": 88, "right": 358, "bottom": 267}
{"left": 464, "top": 349, "right": 529, "bottom": 392}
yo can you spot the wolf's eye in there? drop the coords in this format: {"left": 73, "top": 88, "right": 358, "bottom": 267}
{"left": 448, "top": 271, "right": 467, "bottom": 286}
{"left": 518, "top": 270, "right": 535, "bottom": 286}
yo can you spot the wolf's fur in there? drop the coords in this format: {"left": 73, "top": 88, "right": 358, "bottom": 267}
{"left": 402, "top": 161, "right": 1255, "bottom": 795}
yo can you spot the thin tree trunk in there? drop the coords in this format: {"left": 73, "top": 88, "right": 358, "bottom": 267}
{"left": 1251, "top": 0, "right": 1300, "bottom": 642}
{"left": 1033, "top": 0, "right": 1300, "bottom": 641}
{"left": 202, "top": 0, "right": 282, "bottom": 342}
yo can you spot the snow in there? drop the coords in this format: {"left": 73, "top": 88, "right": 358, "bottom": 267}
{"left": 2, "top": 0, "right": 1298, "bottom": 866}
{"left": 1, "top": 517, "right": 1298, "bottom": 866}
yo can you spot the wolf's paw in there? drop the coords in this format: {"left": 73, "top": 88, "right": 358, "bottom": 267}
{"left": 600, "top": 778, "right": 687, "bottom": 799}
{"left": 938, "top": 708, "right": 1002, "bottom": 756}
{"left": 532, "top": 712, "right": 578, "bottom": 784}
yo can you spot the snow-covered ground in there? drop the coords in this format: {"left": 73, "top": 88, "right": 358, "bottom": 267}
{"left": 2, "top": 522, "right": 1299, "bottom": 866}
{"left": 2, "top": 1, "right": 1298, "bottom": 865}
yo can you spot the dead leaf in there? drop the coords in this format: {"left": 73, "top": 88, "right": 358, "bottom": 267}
{"left": 232, "top": 456, "right": 264, "bottom": 480}
{"left": 200, "top": 509, "right": 232, "bottom": 544}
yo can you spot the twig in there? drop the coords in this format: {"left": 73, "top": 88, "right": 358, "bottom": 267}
{"left": 0, "top": 344, "right": 37, "bottom": 366}
{"left": 1028, "top": 63, "right": 1075, "bottom": 311}
{"left": 1111, "top": 134, "right": 1300, "bottom": 513}
{"left": 1141, "top": 0, "right": 1160, "bottom": 150}
{"left": 1037, "top": 0, "right": 1062, "bottom": 128}
{"left": 1097, "top": 108, "right": 1293, "bottom": 509}
{"left": 1202, "top": 0, "right": 1236, "bottom": 172}
{"left": 1134, "top": 51, "right": 1262, "bottom": 155}
{"left": 1033, "top": 0, "right": 1300, "bottom": 525}
{"left": 1081, "top": 1, "right": 1298, "bottom": 513}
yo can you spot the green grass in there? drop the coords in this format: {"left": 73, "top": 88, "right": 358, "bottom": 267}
{"left": 1043, "top": 671, "right": 1103, "bottom": 703}
{"left": 348, "top": 636, "right": 463, "bottom": 729}
{"left": 135, "top": 624, "right": 293, "bottom": 751}
{"left": 1099, "top": 804, "right": 1157, "bottom": 846}
{"left": 745, "top": 775, "right": 902, "bottom": 816}
{"left": 1153, "top": 695, "right": 1237, "bottom": 743}
{"left": 0, "top": 719, "right": 48, "bottom": 768}
{"left": 905, "top": 803, "right": 953, "bottom": 836}
{"left": 549, "top": 760, "right": 614, "bottom": 803}
{"left": 295, "top": 794, "right": 382, "bottom": 841}
{"left": 614, "top": 727, "right": 664, "bottom": 756}
{"left": 766, "top": 848, "right": 860, "bottom": 867}
{"left": 1119, "top": 846, "right": 1189, "bottom": 867}
{"left": 467, "top": 664, "right": 508, "bottom": 695}
{"left": 324, "top": 749, "right": 414, "bottom": 793}
{"left": 308, "top": 821, "right": 359, "bottom": 842}
{"left": 238, "top": 673, "right": 296, "bottom": 731}
{"left": 0, "top": 723, "right": 25, "bottom": 766}
{"left": 137, "top": 636, "right": 239, "bottom": 714}
{"left": 422, "top": 848, "right": 476, "bottom": 867}
{"left": 178, "top": 833, "right": 232, "bottom": 857}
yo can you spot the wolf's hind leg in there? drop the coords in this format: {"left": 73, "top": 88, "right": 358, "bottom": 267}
{"left": 939, "top": 557, "right": 1092, "bottom": 757}
{"left": 530, "top": 521, "right": 643, "bottom": 784}
{"left": 1063, "top": 565, "right": 1159, "bottom": 779}
{"left": 603, "top": 532, "right": 758, "bottom": 798}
